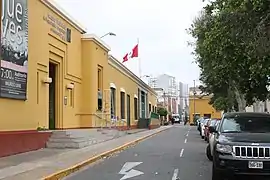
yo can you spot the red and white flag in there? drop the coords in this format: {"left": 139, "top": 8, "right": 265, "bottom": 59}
{"left": 122, "top": 44, "right": 139, "bottom": 63}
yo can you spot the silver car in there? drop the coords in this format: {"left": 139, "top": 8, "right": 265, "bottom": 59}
{"left": 206, "top": 120, "right": 220, "bottom": 161}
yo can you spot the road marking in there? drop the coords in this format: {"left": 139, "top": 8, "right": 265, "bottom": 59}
{"left": 184, "top": 139, "right": 187, "bottom": 143}
{"left": 119, "top": 162, "right": 144, "bottom": 180}
{"left": 180, "top": 149, "right": 184, "bottom": 157}
{"left": 186, "top": 133, "right": 189, "bottom": 137}
{"left": 172, "top": 168, "right": 179, "bottom": 180}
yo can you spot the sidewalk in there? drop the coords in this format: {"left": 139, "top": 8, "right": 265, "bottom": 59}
{"left": 0, "top": 126, "right": 172, "bottom": 180}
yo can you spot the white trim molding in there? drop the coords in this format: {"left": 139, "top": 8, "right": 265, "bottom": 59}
{"left": 81, "top": 34, "right": 111, "bottom": 52}
{"left": 134, "top": 94, "right": 138, "bottom": 98}
{"left": 120, "top": 88, "right": 126, "bottom": 93}
{"left": 110, "top": 83, "right": 116, "bottom": 89}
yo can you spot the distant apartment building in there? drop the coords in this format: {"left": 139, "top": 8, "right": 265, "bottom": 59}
{"left": 152, "top": 88, "right": 165, "bottom": 106}
{"left": 178, "top": 82, "right": 189, "bottom": 115}
{"left": 148, "top": 74, "right": 178, "bottom": 113}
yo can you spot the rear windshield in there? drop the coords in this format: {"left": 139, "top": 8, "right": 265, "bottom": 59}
{"left": 203, "top": 119, "right": 210, "bottom": 125}
{"left": 221, "top": 116, "right": 270, "bottom": 133}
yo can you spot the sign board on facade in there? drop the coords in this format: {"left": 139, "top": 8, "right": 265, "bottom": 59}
{"left": 1, "top": 0, "right": 28, "bottom": 100}
{"left": 43, "top": 13, "right": 71, "bottom": 42}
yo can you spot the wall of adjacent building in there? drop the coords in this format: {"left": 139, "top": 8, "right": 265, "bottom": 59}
{"left": 189, "top": 97, "right": 222, "bottom": 120}
{"left": 0, "top": 0, "right": 84, "bottom": 131}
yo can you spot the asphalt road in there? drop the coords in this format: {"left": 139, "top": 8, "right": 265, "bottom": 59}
{"left": 64, "top": 124, "right": 213, "bottom": 180}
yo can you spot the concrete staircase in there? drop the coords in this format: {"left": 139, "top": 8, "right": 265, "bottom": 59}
{"left": 46, "top": 129, "right": 126, "bottom": 149}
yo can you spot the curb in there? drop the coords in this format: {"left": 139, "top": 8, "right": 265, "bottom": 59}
{"left": 42, "top": 127, "right": 171, "bottom": 180}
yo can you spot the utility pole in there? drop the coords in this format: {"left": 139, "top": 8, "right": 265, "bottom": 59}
{"left": 163, "top": 92, "right": 166, "bottom": 107}
{"left": 162, "top": 92, "right": 166, "bottom": 125}
{"left": 193, "top": 80, "right": 196, "bottom": 123}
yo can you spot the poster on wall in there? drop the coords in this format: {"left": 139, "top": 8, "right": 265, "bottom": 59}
{"left": 0, "top": 0, "right": 28, "bottom": 100}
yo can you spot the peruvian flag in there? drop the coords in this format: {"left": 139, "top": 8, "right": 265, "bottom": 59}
{"left": 122, "top": 44, "right": 139, "bottom": 63}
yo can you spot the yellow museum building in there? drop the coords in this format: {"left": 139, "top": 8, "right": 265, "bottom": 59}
{"left": 0, "top": 0, "right": 157, "bottom": 157}
{"left": 189, "top": 95, "right": 222, "bottom": 124}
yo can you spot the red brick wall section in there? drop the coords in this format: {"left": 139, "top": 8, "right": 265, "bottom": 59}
{"left": 0, "top": 130, "right": 52, "bottom": 158}
{"left": 149, "top": 124, "right": 160, "bottom": 130}
{"left": 116, "top": 125, "right": 137, "bottom": 131}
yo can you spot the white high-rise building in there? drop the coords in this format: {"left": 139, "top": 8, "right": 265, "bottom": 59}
{"left": 178, "top": 82, "right": 189, "bottom": 116}
{"left": 148, "top": 74, "right": 178, "bottom": 113}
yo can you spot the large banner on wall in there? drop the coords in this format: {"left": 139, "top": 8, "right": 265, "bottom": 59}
{"left": 1, "top": 0, "right": 28, "bottom": 100}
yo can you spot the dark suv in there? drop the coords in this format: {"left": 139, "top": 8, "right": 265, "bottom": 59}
{"left": 210, "top": 112, "right": 270, "bottom": 180}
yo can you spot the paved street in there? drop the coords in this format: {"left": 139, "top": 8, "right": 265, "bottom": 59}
{"left": 64, "top": 125, "right": 212, "bottom": 180}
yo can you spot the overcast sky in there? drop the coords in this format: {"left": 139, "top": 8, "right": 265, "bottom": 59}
{"left": 55, "top": 0, "right": 205, "bottom": 87}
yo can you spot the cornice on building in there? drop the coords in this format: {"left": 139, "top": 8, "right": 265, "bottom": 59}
{"left": 81, "top": 34, "right": 111, "bottom": 52}
{"left": 40, "top": 0, "right": 87, "bottom": 33}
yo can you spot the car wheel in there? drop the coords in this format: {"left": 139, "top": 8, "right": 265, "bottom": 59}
{"left": 206, "top": 145, "right": 213, "bottom": 161}
{"left": 212, "top": 163, "right": 223, "bottom": 180}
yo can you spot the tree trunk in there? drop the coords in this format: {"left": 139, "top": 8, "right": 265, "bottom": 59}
{"left": 234, "top": 87, "right": 246, "bottom": 112}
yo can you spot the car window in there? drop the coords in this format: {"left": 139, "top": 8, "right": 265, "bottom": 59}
{"left": 200, "top": 119, "right": 205, "bottom": 124}
{"left": 220, "top": 115, "right": 270, "bottom": 133}
{"left": 210, "top": 120, "right": 217, "bottom": 126}
{"left": 221, "top": 118, "right": 241, "bottom": 132}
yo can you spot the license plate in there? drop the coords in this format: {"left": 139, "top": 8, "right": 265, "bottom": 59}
{"left": 248, "top": 161, "right": 263, "bottom": 169}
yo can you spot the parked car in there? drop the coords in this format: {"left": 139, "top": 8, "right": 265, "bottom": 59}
{"left": 210, "top": 112, "right": 270, "bottom": 180}
{"left": 206, "top": 120, "right": 220, "bottom": 161}
{"left": 200, "top": 118, "right": 210, "bottom": 139}
{"left": 197, "top": 117, "right": 204, "bottom": 133}
{"left": 204, "top": 119, "right": 219, "bottom": 142}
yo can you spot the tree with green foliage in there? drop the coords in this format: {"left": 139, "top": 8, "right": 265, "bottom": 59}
{"left": 157, "top": 107, "right": 168, "bottom": 117}
{"left": 189, "top": 0, "right": 270, "bottom": 111}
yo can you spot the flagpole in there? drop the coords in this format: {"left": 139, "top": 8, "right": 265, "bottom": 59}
{"left": 138, "top": 38, "right": 142, "bottom": 78}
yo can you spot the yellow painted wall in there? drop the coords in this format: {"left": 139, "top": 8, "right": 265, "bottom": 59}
{"left": 80, "top": 38, "right": 158, "bottom": 128}
{"left": 148, "top": 93, "right": 157, "bottom": 111}
{"left": 0, "top": 0, "right": 83, "bottom": 131}
{"left": 80, "top": 38, "right": 110, "bottom": 127}
{"left": 107, "top": 63, "right": 140, "bottom": 127}
{"left": 108, "top": 64, "right": 158, "bottom": 126}
{"left": 189, "top": 97, "right": 222, "bottom": 119}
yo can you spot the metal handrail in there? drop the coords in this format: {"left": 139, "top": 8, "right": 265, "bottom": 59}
{"left": 95, "top": 112, "right": 111, "bottom": 130}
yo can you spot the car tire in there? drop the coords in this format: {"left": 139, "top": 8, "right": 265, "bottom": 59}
{"left": 212, "top": 164, "right": 223, "bottom": 180}
{"left": 206, "top": 145, "right": 213, "bottom": 161}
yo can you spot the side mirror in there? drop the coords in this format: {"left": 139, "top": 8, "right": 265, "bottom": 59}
{"left": 209, "top": 126, "right": 217, "bottom": 133}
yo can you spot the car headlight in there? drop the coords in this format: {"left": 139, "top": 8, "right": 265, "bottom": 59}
{"left": 216, "top": 144, "right": 232, "bottom": 154}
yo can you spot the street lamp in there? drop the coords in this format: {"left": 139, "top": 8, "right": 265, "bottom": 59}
{"left": 100, "top": 32, "right": 116, "bottom": 39}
